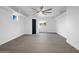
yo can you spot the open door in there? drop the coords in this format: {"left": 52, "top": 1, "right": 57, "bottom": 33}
{"left": 32, "top": 19, "right": 36, "bottom": 34}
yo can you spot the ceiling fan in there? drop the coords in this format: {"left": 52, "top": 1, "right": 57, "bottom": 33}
{"left": 32, "top": 6, "right": 52, "bottom": 15}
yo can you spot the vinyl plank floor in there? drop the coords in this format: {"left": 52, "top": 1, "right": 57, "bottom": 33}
{"left": 0, "top": 33, "right": 79, "bottom": 53}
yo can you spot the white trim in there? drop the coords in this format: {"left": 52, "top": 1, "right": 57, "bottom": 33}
{"left": 57, "top": 32, "right": 79, "bottom": 51}
{"left": 0, "top": 33, "right": 24, "bottom": 45}
{"left": 66, "top": 39, "right": 79, "bottom": 51}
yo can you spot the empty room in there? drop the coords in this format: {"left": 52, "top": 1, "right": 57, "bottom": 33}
{"left": 0, "top": 6, "right": 79, "bottom": 53}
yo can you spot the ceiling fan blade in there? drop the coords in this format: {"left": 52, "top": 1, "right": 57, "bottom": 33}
{"left": 42, "top": 12, "right": 47, "bottom": 15}
{"left": 43, "top": 8, "right": 52, "bottom": 12}
{"left": 45, "top": 12, "right": 52, "bottom": 13}
{"left": 33, "top": 12, "right": 38, "bottom": 15}
{"left": 32, "top": 8, "right": 39, "bottom": 12}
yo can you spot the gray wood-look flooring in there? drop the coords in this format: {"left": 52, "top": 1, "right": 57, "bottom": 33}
{"left": 0, "top": 33, "right": 79, "bottom": 53}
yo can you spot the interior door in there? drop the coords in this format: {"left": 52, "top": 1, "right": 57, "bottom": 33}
{"left": 32, "top": 19, "right": 36, "bottom": 34}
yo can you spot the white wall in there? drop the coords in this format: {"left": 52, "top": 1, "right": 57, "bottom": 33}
{"left": 0, "top": 7, "right": 25, "bottom": 45}
{"left": 66, "top": 7, "right": 79, "bottom": 50}
{"left": 39, "top": 17, "right": 56, "bottom": 33}
{"left": 24, "top": 16, "right": 40, "bottom": 34}
{"left": 24, "top": 15, "right": 56, "bottom": 34}
{"left": 24, "top": 17, "right": 32, "bottom": 34}
{"left": 56, "top": 12, "right": 68, "bottom": 38}
{"left": 56, "top": 7, "right": 79, "bottom": 50}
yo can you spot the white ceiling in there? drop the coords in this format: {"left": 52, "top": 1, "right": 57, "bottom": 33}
{"left": 9, "top": 6, "right": 66, "bottom": 18}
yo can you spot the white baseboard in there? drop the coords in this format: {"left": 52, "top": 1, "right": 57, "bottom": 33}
{"left": 57, "top": 32, "right": 79, "bottom": 51}
{"left": 0, "top": 33, "right": 24, "bottom": 45}
{"left": 39, "top": 32, "right": 57, "bottom": 34}
{"left": 56, "top": 32, "right": 67, "bottom": 39}
{"left": 66, "top": 39, "right": 79, "bottom": 51}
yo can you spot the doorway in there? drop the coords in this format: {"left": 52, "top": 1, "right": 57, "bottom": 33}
{"left": 39, "top": 20, "right": 47, "bottom": 33}
{"left": 32, "top": 19, "right": 36, "bottom": 34}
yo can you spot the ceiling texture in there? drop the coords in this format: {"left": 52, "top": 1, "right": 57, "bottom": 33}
{"left": 9, "top": 6, "right": 66, "bottom": 18}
